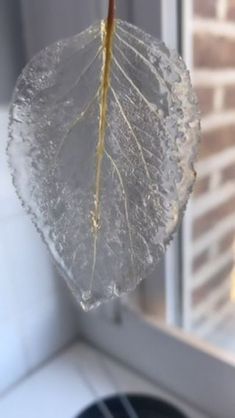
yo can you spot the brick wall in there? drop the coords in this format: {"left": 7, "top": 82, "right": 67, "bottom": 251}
{"left": 189, "top": 0, "right": 235, "bottom": 336}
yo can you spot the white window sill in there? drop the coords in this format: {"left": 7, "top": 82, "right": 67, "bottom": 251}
{"left": 0, "top": 341, "right": 207, "bottom": 418}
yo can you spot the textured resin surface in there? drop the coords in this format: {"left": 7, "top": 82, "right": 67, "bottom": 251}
{"left": 8, "top": 20, "right": 200, "bottom": 310}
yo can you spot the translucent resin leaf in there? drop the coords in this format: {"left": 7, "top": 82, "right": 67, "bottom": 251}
{"left": 8, "top": 20, "right": 200, "bottom": 310}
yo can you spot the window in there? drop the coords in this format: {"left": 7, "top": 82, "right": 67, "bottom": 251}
{"left": 182, "top": 0, "right": 235, "bottom": 352}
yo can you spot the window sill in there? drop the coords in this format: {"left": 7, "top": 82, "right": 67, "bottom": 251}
{"left": 0, "top": 340, "right": 206, "bottom": 418}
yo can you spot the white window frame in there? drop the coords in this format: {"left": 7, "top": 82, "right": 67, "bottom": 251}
{"left": 162, "top": 0, "right": 183, "bottom": 327}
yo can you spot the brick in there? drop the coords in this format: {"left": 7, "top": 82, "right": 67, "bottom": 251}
{"left": 193, "top": 195, "right": 235, "bottom": 238}
{"left": 193, "top": 175, "right": 210, "bottom": 197}
{"left": 193, "top": 250, "right": 209, "bottom": 272}
{"left": 219, "top": 231, "right": 235, "bottom": 252}
{"left": 195, "top": 87, "right": 214, "bottom": 116}
{"left": 192, "top": 261, "right": 233, "bottom": 305}
{"left": 194, "top": 0, "right": 216, "bottom": 17}
{"left": 194, "top": 34, "right": 235, "bottom": 68}
{"left": 222, "top": 163, "right": 235, "bottom": 182}
{"left": 227, "top": 0, "right": 235, "bottom": 20}
{"left": 214, "top": 294, "right": 230, "bottom": 311}
{"left": 224, "top": 85, "right": 235, "bottom": 109}
{"left": 193, "top": 294, "right": 230, "bottom": 327}
{"left": 199, "top": 125, "right": 235, "bottom": 160}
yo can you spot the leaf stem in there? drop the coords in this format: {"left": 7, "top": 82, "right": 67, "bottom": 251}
{"left": 107, "top": 0, "right": 116, "bottom": 26}
{"left": 89, "top": 0, "right": 116, "bottom": 291}
{"left": 91, "top": 0, "right": 116, "bottom": 236}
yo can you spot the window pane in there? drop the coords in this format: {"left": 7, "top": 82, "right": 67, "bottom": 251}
{"left": 183, "top": 0, "right": 235, "bottom": 353}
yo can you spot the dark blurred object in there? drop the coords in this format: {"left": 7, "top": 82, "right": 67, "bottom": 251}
{"left": 0, "top": 0, "right": 25, "bottom": 103}
{"left": 77, "top": 394, "right": 188, "bottom": 418}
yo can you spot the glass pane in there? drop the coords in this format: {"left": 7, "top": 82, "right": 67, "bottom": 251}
{"left": 183, "top": 0, "right": 235, "bottom": 353}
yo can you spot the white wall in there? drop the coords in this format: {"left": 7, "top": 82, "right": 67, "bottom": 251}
{"left": 0, "top": 108, "right": 79, "bottom": 394}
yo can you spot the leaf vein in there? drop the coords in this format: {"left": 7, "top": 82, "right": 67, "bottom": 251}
{"left": 114, "top": 32, "right": 171, "bottom": 97}
{"left": 112, "top": 57, "right": 157, "bottom": 114}
{"left": 111, "top": 87, "right": 152, "bottom": 182}
{"left": 117, "top": 24, "right": 181, "bottom": 74}
{"left": 48, "top": 88, "right": 100, "bottom": 171}
{"left": 105, "top": 150, "right": 135, "bottom": 272}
